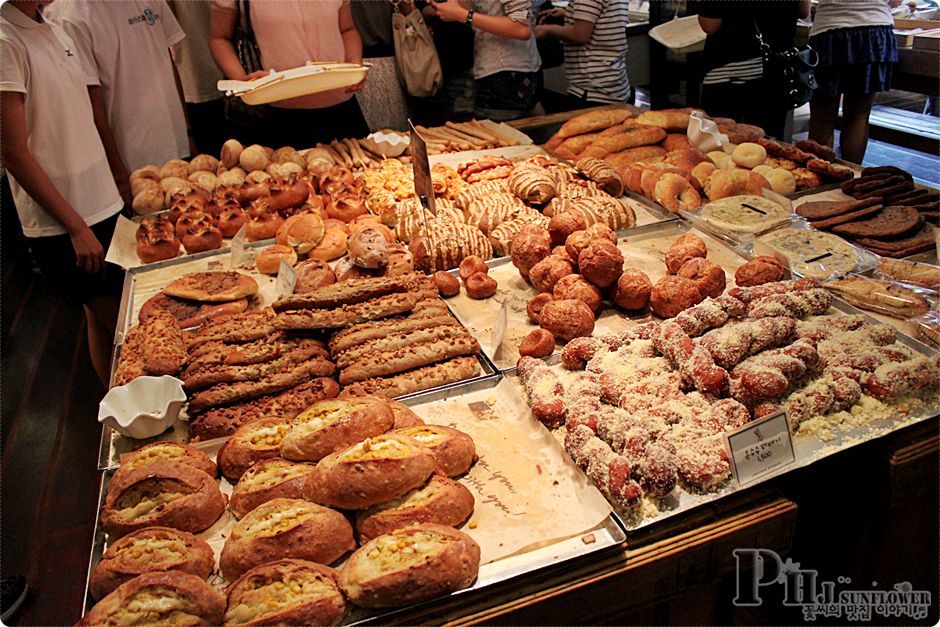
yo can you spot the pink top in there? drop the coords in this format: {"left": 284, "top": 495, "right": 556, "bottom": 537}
{"left": 214, "top": 0, "right": 350, "bottom": 109}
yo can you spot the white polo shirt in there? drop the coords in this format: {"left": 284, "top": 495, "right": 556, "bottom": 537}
{"left": 0, "top": 2, "right": 122, "bottom": 238}
{"left": 45, "top": 0, "right": 188, "bottom": 171}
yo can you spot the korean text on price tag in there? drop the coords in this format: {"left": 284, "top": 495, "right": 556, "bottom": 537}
{"left": 725, "top": 411, "right": 796, "bottom": 486}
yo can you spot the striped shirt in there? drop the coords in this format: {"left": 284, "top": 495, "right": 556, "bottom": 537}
{"left": 472, "top": 0, "right": 541, "bottom": 79}
{"left": 563, "top": 0, "right": 630, "bottom": 103}
{"left": 702, "top": 56, "right": 763, "bottom": 85}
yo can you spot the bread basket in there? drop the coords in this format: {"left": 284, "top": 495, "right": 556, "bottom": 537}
{"left": 98, "top": 376, "right": 186, "bottom": 439}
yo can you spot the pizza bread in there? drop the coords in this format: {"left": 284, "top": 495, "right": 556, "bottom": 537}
{"left": 100, "top": 461, "right": 226, "bottom": 538}
{"left": 385, "top": 399, "right": 425, "bottom": 429}
{"left": 89, "top": 526, "right": 214, "bottom": 599}
{"left": 355, "top": 474, "right": 475, "bottom": 542}
{"left": 279, "top": 397, "right": 395, "bottom": 462}
{"left": 758, "top": 229, "right": 859, "bottom": 279}
{"left": 163, "top": 271, "right": 259, "bottom": 303}
{"left": 217, "top": 416, "right": 293, "bottom": 481}
{"left": 393, "top": 425, "right": 477, "bottom": 478}
{"left": 112, "top": 442, "right": 216, "bottom": 487}
{"left": 229, "top": 458, "right": 316, "bottom": 519}
{"left": 224, "top": 559, "right": 346, "bottom": 627}
{"left": 339, "top": 524, "right": 480, "bottom": 608}
{"left": 700, "top": 194, "right": 791, "bottom": 234}
{"left": 219, "top": 498, "right": 355, "bottom": 580}
{"left": 304, "top": 433, "right": 436, "bottom": 509}
{"left": 77, "top": 571, "right": 225, "bottom": 627}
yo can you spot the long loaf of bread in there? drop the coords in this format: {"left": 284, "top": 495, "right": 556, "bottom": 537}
{"left": 338, "top": 356, "right": 481, "bottom": 398}
{"left": 276, "top": 292, "right": 419, "bottom": 329}
{"left": 338, "top": 332, "right": 481, "bottom": 384}
{"left": 334, "top": 324, "right": 470, "bottom": 369}
{"left": 557, "top": 109, "right": 632, "bottom": 139}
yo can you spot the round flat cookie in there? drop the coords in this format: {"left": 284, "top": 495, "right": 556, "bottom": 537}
{"left": 139, "top": 292, "right": 249, "bottom": 327}
{"left": 759, "top": 229, "right": 859, "bottom": 279}
{"left": 163, "top": 271, "right": 259, "bottom": 302}
{"left": 700, "top": 195, "right": 791, "bottom": 233}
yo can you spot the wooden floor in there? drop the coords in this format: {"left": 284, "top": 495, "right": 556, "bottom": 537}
{"left": 1, "top": 195, "right": 105, "bottom": 626}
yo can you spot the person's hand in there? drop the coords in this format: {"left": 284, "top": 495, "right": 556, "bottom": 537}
{"left": 69, "top": 224, "right": 105, "bottom": 274}
{"left": 432, "top": 0, "right": 470, "bottom": 23}
{"left": 115, "top": 176, "right": 134, "bottom": 207}
{"left": 534, "top": 24, "right": 551, "bottom": 39}
{"left": 537, "top": 7, "right": 564, "bottom": 22}
{"left": 243, "top": 70, "right": 270, "bottom": 81}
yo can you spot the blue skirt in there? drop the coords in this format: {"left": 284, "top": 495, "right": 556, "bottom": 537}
{"left": 810, "top": 25, "right": 898, "bottom": 96}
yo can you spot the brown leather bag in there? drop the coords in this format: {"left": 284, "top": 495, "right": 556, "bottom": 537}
{"left": 391, "top": 0, "right": 443, "bottom": 97}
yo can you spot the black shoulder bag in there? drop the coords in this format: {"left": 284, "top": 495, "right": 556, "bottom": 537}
{"left": 754, "top": 21, "right": 819, "bottom": 110}
{"left": 224, "top": 0, "right": 270, "bottom": 131}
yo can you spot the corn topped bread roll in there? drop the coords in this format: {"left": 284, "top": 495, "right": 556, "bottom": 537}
{"left": 224, "top": 559, "right": 346, "bottom": 627}
{"left": 217, "top": 416, "right": 293, "bottom": 481}
{"left": 340, "top": 524, "right": 480, "bottom": 608}
{"left": 279, "top": 397, "right": 394, "bottom": 462}
{"left": 112, "top": 442, "right": 217, "bottom": 486}
{"left": 356, "top": 474, "right": 475, "bottom": 542}
{"left": 229, "top": 458, "right": 316, "bottom": 519}
{"left": 77, "top": 571, "right": 225, "bottom": 626}
{"left": 394, "top": 425, "right": 477, "bottom": 477}
{"left": 89, "top": 527, "right": 214, "bottom": 599}
{"left": 100, "top": 461, "right": 226, "bottom": 538}
{"left": 304, "top": 433, "right": 436, "bottom": 509}
{"left": 220, "top": 498, "right": 355, "bottom": 580}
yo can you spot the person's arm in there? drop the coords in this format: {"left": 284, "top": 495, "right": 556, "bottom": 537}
{"left": 169, "top": 50, "right": 197, "bottom": 155}
{"left": 87, "top": 86, "right": 133, "bottom": 206}
{"left": 797, "top": 0, "right": 811, "bottom": 19}
{"left": 433, "top": 0, "right": 532, "bottom": 40}
{"left": 209, "top": 3, "right": 267, "bottom": 80}
{"left": 339, "top": 1, "right": 363, "bottom": 64}
{"left": 535, "top": 18, "right": 593, "bottom": 43}
{"left": 1, "top": 91, "right": 105, "bottom": 273}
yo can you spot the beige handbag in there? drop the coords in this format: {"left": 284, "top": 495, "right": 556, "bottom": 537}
{"left": 391, "top": 0, "right": 443, "bottom": 98}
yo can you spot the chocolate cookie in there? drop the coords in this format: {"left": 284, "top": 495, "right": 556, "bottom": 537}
{"left": 832, "top": 206, "right": 923, "bottom": 239}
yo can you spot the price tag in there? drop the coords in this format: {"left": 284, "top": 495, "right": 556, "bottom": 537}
{"left": 230, "top": 225, "right": 256, "bottom": 269}
{"left": 725, "top": 410, "right": 796, "bottom": 486}
{"left": 275, "top": 259, "right": 297, "bottom": 296}
{"left": 206, "top": 258, "right": 224, "bottom": 270}
{"left": 408, "top": 119, "right": 436, "bottom": 215}
{"left": 491, "top": 300, "right": 508, "bottom": 355}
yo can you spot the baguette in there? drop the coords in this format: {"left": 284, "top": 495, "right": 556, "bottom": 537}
{"left": 272, "top": 274, "right": 427, "bottom": 311}
{"left": 338, "top": 332, "right": 480, "bottom": 384}
{"left": 635, "top": 108, "right": 694, "bottom": 131}
{"left": 276, "top": 292, "right": 420, "bottom": 330}
{"left": 187, "top": 361, "right": 321, "bottom": 413}
{"left": 328, "top": 307, "right": 453, "bottom": 355}
{"left": 334, "top": 323, "right": 466, "bottom": 369}
{"left": 338, "top": 356, "right": 481, "bottom": 398}
{"left": 557, "top": 108, "right": 632, "bottom": 139}
{"left": 605, "top": 145, "right": 668, "bottom": 168}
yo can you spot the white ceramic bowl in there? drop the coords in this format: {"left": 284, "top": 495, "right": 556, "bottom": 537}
{"left": 99, "top": 376, "right": 186, "bottom": 440}
{"left": 360, "top": 130, "right": 410, "bottom": 158}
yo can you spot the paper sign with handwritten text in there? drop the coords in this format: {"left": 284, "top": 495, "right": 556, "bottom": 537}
{"left": 726, "top": 410, "right": 796, "bottom": 486}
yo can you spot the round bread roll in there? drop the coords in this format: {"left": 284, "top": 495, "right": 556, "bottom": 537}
{"left": 280, "top": 397, "right": 395, "bottom": 462}
{"left": 613, "top": 268, "right": 653, "bottom": 310}
{"left": 386, "top": 399, "right": 425, "bottom": 429}
{"left": 553, "top": 274, "right": 601, "bottom": 312}
{"left": 356, "top": 474, "right": 475, "bottom": 542}
{"left": 218, "top": 416, "right": 294, "bottom": 481}
{"left": 246, "top": 204, "right": 285, "bottom": 242}
{"left": 764, "top": 168, "right": 796, "bottom": 195}
{"left": 528, "top": 255, "right": 575, "bottom": 293}
{"left": 112, "top": 442, "right": 216, "bottom": 486}
{"left": 579, "top": 240, "right": 624, "bottom": 287}
{"left": 735, "top": 256, "right": 786, "bottom": 287}
{"left": 100, "top": 461, "right": 226, "bottom": 538}
{"left": 130, "top": 165, "right": 160, "bottom": 183}
{"left": 308, "top": 228, "right": 348, "bottom": 261}
{"left": 160, "top": 176, "right": 191, "bottom": 197}
{"left": 89, "top": 527, "right": 214, "bottom": 599}
{"left": 294, "top": 258, "right": 337, "bottom": 294}
{"left": 224, "top": 559, "right": 346, "bottom": 627}
{"left": 217, "top": 168, "right": 246, "bottom": 189}
{"left": 383, "top": 242, "right": 415, "bottom": 277}
{"left": 519, "top": 328, "right": 555, "bottom": 358}
{"left": 255, "top": 245, "right": 297, "bottom": 275}
{"left": 160, "top": 159, "right": 190, "bottom": 181}
{"left": 676, "top": 257, "right": 726, "bottom": 298}
{"left": 510, "top": 224, "right": 551, "bottom": 278}
{"left": 229, "top": 458, "right": 317, "bottom": 519}
{"left": 458, "top": 256, "right": 489, "bottom": 282}
{"left": 245, "top": 169, "right": 272, "bottom": 185}
{"left": 349, "top": 226, "right": 390, "bottom": 269}
{"left": 188, "top": 171, "right": 218, "bottom": 194}
{"left": 339, "top": 524, "right": 480, "bottom": 608}
{"left": 137, "top": 229, "right": 180, "bottom": 263}
{"left": 706, "top": 150, "right": 733, "bottom": 169}
{"left": 179, "top": 222, "right": 222, "bottom": 255}
{"left": 188, "top": 154, "right": 220, "bottom": 175}
{"left": 221, "top": 139, "right": 244, "bottom": 169}
{"left": 218, "top": 207, "right": 247, "bottom": 238}
{"left": 551, "top": 245, "right": 575, "bottom": 266}
{"left": 131, "top": 175, "right": 161, "bottom": 198}
{"left": 77, "top": 571, "right": 225, "bottom": 627}
{"left": 279, "top": 213, "right": 326, "bottom": 255}
{"left": 239, "top": 144, "right": 270, "bottom": 172}
{"left": 464, "top": 272, "right": 497, "bottom": 299}
{"left": 548, "top": 210, "right": 587, "bottom": 247}
{"left": 220, "top": 498, "right": 355, "bottom": 580}
{"left": 527, "top": 292, "right": 554, "bottom": 324}
{"left": 433, "top": 271, "right": 460, "bottom": 297}
{"left": 665, "top": 233, "right": 707, "bottom": 274}
{"left": 650, "top": 275, "right": 704, "bottom": 318}
{"left": 751, "top": 164, "right": 774, "bottom": 178}
{"left": 304, "top": 433, "right": 436, "bottom": 509}
{"left": 132, "top": 187, "right": 165, "bottom": 215}
{"left": 539, "top": 299, "right": 595, "bottom": 341}
{"left": 267, "top": 162, "right": 305, "bottom": 179}
{"left": 731, "top": 142, "right": 767, "bottom": 169}
{"left": 272, "top": 146, "right": 304, "bottom": 166}
{"left": 394, "top": 425, "right": 476, "bottom": 478}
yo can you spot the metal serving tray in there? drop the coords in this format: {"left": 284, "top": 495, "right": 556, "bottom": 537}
{"left": 84, "top": 375, "right": 627, "bottom": 621}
